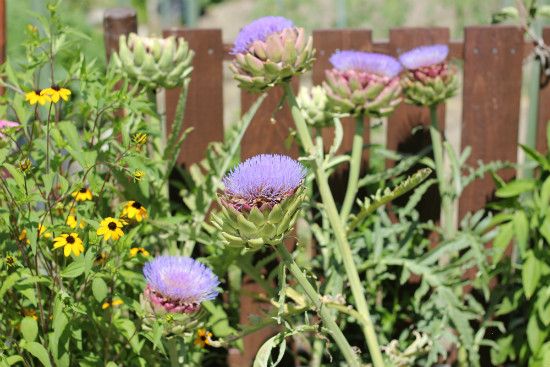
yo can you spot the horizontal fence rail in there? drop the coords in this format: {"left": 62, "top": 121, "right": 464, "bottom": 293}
{"left": 99, "top": 9, "right": 550, "bottom": 365}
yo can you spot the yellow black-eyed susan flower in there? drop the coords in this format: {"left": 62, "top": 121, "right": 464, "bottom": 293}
{"left": 130, "top": 247, "right": 149, "bottom": 257}
{"left": 94, "top": 252, "right": 108, "bottom": 266}
{"left": 5, "top": 255, "right": 16, "bottom": 268}
{"left": 23, "top": 309, "right": 38, "bottom": 320}
{"left": 67, "top": 214, "right": 85, "bottom": 229}
{"left": 102, "top": 298, "right": 124, "bottom": 310}
{"left": 133, "top": 170, "right": 145, "bottom": 182}
{"left": 132, "top": 132, "right": 148, "bottom": 145}
{"left": 19, "top": 224, "right": 52, "bottom": 243}
{"left": 25, "top": 90, "right": 50, "bottom": 105}
{"left": 41, "top": 85, "right": 71, "bottom": 103}
{"left": 121, "top": 201, "right": 148, "bottom": 222}
{"left": 194, "top": 328, "right": 213, "bottom": 348}
{"left": 97, "top": 217, "right": 124, "bottom": 241}
{"left": 53, "top": 233, "right": 85, "bottom": 257}
{"left": 72, "top": 187, "right": 93, "bottom": 202}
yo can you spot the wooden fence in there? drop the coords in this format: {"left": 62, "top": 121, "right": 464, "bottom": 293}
{"left": 101, "top": 7, "right": 547, "bottom": 366}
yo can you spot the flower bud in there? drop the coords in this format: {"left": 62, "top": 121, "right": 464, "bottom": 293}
{"left": 398, "top": 44, "right": 457, "bottom": 106}
{"left": 211, "top": 154, "right": 307, "bottom": 250}
{"left": 323, "top": 50, "right": 403, "bottom": 117}
{"left": 230, "top": 17, "right": 315, "bottom": 92}
{"left": 112, "top": 33, "right": 194, "bottom": 89}
{"left": 296, "top": 86, "right": 333, "bottom": 128}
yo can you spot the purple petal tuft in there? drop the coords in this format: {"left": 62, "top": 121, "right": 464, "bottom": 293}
{"left": 399, "top": 44, "right": 449, "bottom": 70}
{"left": 144, "top": 256, "right": 219, "bottom": 304}
{"left": 232, "top": 16, "right": 294, "bottom": 54}
{"left": 223, "top": 154, "right": 306, "bottom": 201}
{"left": 329, "top": 50, "right": 402, "bottom": 78}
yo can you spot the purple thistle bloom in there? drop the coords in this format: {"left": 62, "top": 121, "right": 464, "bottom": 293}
{"left": 399, "top": 44, "right": 449, "bottom": 70}
{"left": 143, "top": 256, "right": 219, "bottom": 313}
{"left": 329, "top": 50, "right": 402, "bottom": 78}
{"left": 222, "top": 154, "right": 306, "bottom": 211}
{"left": 232, "top": 16, "right": 294, "bottom": 54}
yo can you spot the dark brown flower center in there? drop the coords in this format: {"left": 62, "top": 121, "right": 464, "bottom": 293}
{"left": 137, "top": 248, "right": 144, "bottom": 253}
{"left": 131, "top": 201, "right": 142, "bottom": 209}
{"left": 79, "top": 188, "right": 88, "bottom": 193}
{"left": 35, "top": 89, "right": 41, "bottom": 95}
{"left": 6, "top": 256, "right": 15, "bottom": 265}
{"left": 52, "top": 85, "right": 60, "bottom": 91}
{"left": 108, "top": 222, "right": 117, "bottom": 230}
{"left": 66, "top": 235, "right": 75, "bottom": 244}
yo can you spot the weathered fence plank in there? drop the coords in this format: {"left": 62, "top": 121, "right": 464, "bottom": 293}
{"left": 103, "top": 8, "right": 137, "bottom": 61}
{"left": 241, "top": 81, "right": 299, "bottom": 159}
{"left": 312, "top": 29, "right": 372, "bottom": 160}
{"left": 458, "top": 26, "right": 524, "bottom": 218}
{"left": 536, "top": 27, "right": 550, "bottom": 154}
{"left": 163, "top": 29, "right": 224, "bottom": 166}
{"left": 387, "top": 27, "right": 450, "bottom": 223}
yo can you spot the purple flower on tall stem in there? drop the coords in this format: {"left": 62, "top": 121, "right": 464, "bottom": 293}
{"left": 323, "top": 50, "right": 402, "bottom": 117}
{"left": 0, "top": 120, "right": 20, "bottom": 139}
{"left": 398, "top": 44, "right": 457, "bottom": 106}
{"left": 230, "top": 17, "right": 314, "bottom": 92}
{"left": 231, "top": 16, "right": 294, "bottom": 55}
{"left": 143, "top": 256, "right": 219, "bottom": 314}
{"left": 398, "top": 44, "right": 449, "bottom": 70}
{"left": 222, "top": 154, "right": 306, "bottom": 212}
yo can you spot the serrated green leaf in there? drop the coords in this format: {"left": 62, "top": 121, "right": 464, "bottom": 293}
{"left": 60, "top": 258, "right": 85, "bottom": 278}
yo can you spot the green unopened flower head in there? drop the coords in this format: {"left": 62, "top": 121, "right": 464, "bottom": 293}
{"left": 398, "top": 44, "right": 457, "bottom": 106}
{"left": 211, "top": 154, "right": 307, "bottom": 251}
{"left": 323, "top": 50, "right": 403, "bottom": 117}
{"left": 296, "top": 86, "right": 333, "bottom": 128}
{"left": 230, "top": 17, "right": 315, "bottom": 92}
{"left": 112, "top": 33, "right": 194, "bottom": 89}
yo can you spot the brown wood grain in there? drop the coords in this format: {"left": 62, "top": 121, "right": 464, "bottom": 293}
{"left": 163, "top": 29, "right": 224, "bottom": 166}
{"left": 241, "top": 80, "right": 299, "bottom": 159}
{"left": 387, "top": 28, "right": 450, "bottom": 223}
{"left": 458, "top": 26, "right": 524, "bottom": 218}
{"left": 103, "top": 8, "right": 137, "bottom": 61}
{"left": 536, "top": 27, "right": 550, "bottom": 154}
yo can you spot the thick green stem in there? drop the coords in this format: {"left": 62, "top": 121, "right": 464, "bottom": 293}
{"left": 167, "top": 338, "right": 181, "bottom": 367}
{"left": 340, "top": 114, "right": 364, "bottom": 221}
{"left": 283, "top": 83, "right": 384, "bottom": 367}
{"left": 274, "top": 242, "right": 360, "bottom": 367}
{"left": 429, "top": 105, "right": 454, "bottom": 239}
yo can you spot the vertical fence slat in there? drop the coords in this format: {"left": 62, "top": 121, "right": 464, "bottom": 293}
{"left": 459, "top": 26, "right": 523, "bottom": 218}
{"left": 103, "top": 8, "right": 137, "bottom": 61}
{"left": 312, "top": 29, "right": 372, "bottom": 159}
{"left": 387, "top": 27, "right": 449, "bottom": 222}
{"left": 536, "top": 27, "right": 550, "bottom": 154}
{"left": 163, "top": 29, "right": 224, "bottom": 166}
{"left": 241, "top": 81, "right": 299, "bottom": 159}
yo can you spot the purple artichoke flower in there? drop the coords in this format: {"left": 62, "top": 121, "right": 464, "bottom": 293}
{"left": 230, "top": 16, "right": 314, "bottom": 92}
{"left": 211, "top": 154, "right": 307, "bottom": 250}
{"left": 323, "top": 50, "right": 402, "bottom": 117}
{"left": 143, "top": 256, "right": 219, "bottom": 314}
{"left": 398, "top": 44, "right": 457, "bottom": 106}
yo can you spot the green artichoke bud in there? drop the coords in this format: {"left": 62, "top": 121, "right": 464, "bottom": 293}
{"left": 323, "top": 51, "right": 403, "bottom": 117}
{"left": 230, "top": 17, "right": 315, "bottom": 92}
{"left": 111, "top": 33, "right": 194, "bottom": 89}
{"left": 296, "top": 86, "right": 334, "bottom": 128}
{"left": 211, "top": 154, "right": 307, "bottom": 251}
{"left": 398, "top": 44, "right": 458, "bottom": 107}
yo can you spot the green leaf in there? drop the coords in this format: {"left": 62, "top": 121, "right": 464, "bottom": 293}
{"left": 513, "top": 211, "right": 529, "bottom": 256}
{"left": 495, "top": 179, "right": 536, "bottom": 198}
{"left": 523, "top": 250, "right": 542, "bottom": 299}
{"left": 92, "top": 277, "right": 108, "bottom": 303}
{"left": 3, "top": 163, "right": 25, "bottom": 190}
{"left": 493, "top": 222, "right": 513, "bottom": 264}
{"left": 253, "top": 334, "right": 286, "bottom": 367}
{"left": 22, "top": 341, "right": 52, "bottom": 367}
{"left": 20, "top": 317, "right": 38, "bottom": 342}
{"left": 520, "top": 144, "right": 549, "bottom": 169}
{"left": 528, "top": 312, "right": 548, "bottom": 354}
{"left": 60, "top": 258, "right": 85, "bottom": 278}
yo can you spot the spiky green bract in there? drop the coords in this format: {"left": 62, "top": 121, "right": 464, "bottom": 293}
{"left": 230, "top": 18, "right": 314, "bottom": 92}
{"left": 211, "top": 154, "right": 307, "bottom": 250}
{"left": 296, "top": 86, "right": 334, "bottom": 128}
{"left": 111, "top": 33, "right": 194, "bottom": 89}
